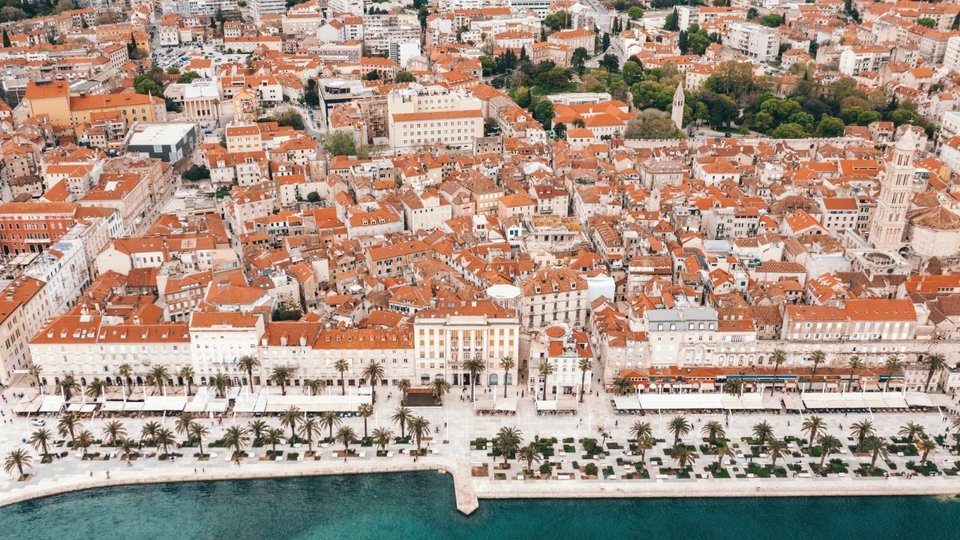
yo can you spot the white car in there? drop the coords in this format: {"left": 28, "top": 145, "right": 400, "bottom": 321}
{"left": 30, "top": 419, "right": 45, "bottom": 427}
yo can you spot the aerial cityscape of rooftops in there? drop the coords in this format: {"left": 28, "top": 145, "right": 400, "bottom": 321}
{"left": 7, "top": 0, "right": 960, "bottom": 524}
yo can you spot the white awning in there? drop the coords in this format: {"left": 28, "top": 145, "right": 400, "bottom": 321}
{"left": 536, "top": 400, "right": 557, "bottom": 411}
{"left": 495, "top": 399, "right": 517, "bottom": 412}
{"left": 66, "top": 403, "right": 84, "bottom": 412}
{"left": 206, "top": 400, "right": 229, "bottom": 413}
{"left": 613, "top": 395, "right": 640, "bottom": 411}
{"left": 261, "top": 394, "right": 371, "bottom": 413}
{"left": 123, "top": 401, "right": 144, "bottom": 411}
{"left": 473, "top": 399, "right": 495, "bottom": 412}
{"left": 101, "top": 401, "right": 125, "bottom": 412}
{"left": 143, "top": 396, "right": 187, "bottom": 412}
{"left": 39, "top": 395, "right": 65, "bottom": 413}
{"left": 905, "top": 392, "right": 934, "bottom": 408}
{"left": 12, "top": 398, "right": 41, "bottom": 414}
{"left": 882, "top": 393, "right": 909, "bottom": 408}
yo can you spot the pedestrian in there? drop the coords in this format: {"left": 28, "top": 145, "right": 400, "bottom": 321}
{"left": 106, "top": 471, "right": 110, "bottom": 479}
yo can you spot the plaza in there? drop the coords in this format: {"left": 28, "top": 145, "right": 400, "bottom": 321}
{"left": 4, "top": 380, "right": 960, "bottom": 514}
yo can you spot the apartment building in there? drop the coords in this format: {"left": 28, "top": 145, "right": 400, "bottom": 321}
{"left": 725, "top": 22, "right": 780, "bottom": 62}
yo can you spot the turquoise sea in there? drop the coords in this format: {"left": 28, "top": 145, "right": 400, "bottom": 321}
{"left": 1, "top": 472, "right": 959, "bottom": 539}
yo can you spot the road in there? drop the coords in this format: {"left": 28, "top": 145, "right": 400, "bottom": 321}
{"left": 583, "top": 0, "right": 612, "bottom": 32}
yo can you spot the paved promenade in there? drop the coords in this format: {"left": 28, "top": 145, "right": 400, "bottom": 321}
{"left": 3, "top": 384, "right": 960, "bottom": 515}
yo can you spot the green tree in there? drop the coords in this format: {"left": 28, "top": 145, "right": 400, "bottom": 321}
{"left": 599, "top": 54, "right": 620, "bottom": 73}
{"left": 664, "top": 8, "right": 679, "bottom": 31}
{"left": 493, "top": 426, "right": 522, "bottom": 464}
{"left": 463, "top": 358, "right": 485, "bottom": 402}
{"left": 817, "top": 434, "right": 842, "bottom": 470}
{"left": 394, "top": 70, "right": 415, "bottom": 83}
{"left": 850, "top": 419, "right": 875, "bottom": 447}
{"left": 182, "top": 164, "right": 210, "bottom": 181}
{"left": 271, "top": 365, "right": 292, "bottom": 396}
{"left": 917, "top": 17, "right": 936, "bottom": 29}
{"left": 237, "top": 355, "right": 259, "bottom": 392}
{"left": 815, "top": 115, "right": 845, "bottom": 137}
{"left": 668, "top": 415, "right": 692, "bottom": 446}
{"left": 623, "top": 108, "right": 684, "bottom": 139}
{"left": 760, "top": 13, "right": 785, "bottom": 27}
{"left": 323, "top": 131, "right": 357, "bottom": 156}
{"left": 408, "top": 416, "right": 431, "bottom": 453}
{"left": 303, "top": 79, "right": 320, "bottom": 107}
{"left": 280, "top": 406, "right": 304, "bottom": 441}
{"left": 801, "top": 415, "right": 825, "bottom": 453}
{"left": 770, "top": 122, "right": 809, "bottom": 138}
{"left": 362, "top": 361, "right": 385, "bottom": 403}
{"left": 4, "top": 448, "right": 31, "bottom": 480}
{"left": 531, "top": 98, "right": 555, "bottom": 130}
{"left": 627, "top": 6, "right": 643, "bottom": 19}
{"left": 392, "top": 406, "right": 412, "bottom": 440}
{"left": 2, "top": 30, "right": 10, "bottom": 48}
{"left": 922, "top": 353, "right": 946, "bottom": 390}
{"left": 543, "top": 11, "right": 571, "bottom": 31}
{"left": 752, "top": 421, "right": 773, "bottom": 448}
{"left": 177, "top": 71, "right": 201, "bottom": 84}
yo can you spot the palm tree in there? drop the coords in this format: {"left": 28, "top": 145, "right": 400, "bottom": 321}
{"left": 280, "top": 406, "right": 304, "bottom": 442}
{"left": 630, "top": 421, "right": 652, "bottom": 444}
{"left": 493, "top": 426, "right": 522, "bottom": 464}
{"left": 392, "top": 406, "right": 412, "bottom": 440}
{"left": 922, "top": 353, "right": 946, "bottom": 391}
{"left": 59, "top": 375, "right": 79, "bottom": 401}
{"left": 768, "top": 439, "right": 786, "bottom": 467}
{"left": 362, "top": 361, "right": 386, "bottom": 403}
{"left": 299, "top": 417, "right": 321, "bottom": 453}
{"left": 430, "top": 378, "right": 451, "bottom": 404}
{"left": 188, "top": 422, "right": 210, "bottom": 456}
{"left": 271, "top": 365, "right": 292, "bottom": 396}
{"left": 147, "top": 365, "right": 170, "bottom": 394}
{"left": 500, "top": 357, "right": 515, "bottom": 398}
{"left": 119, "top": 438, "right": 137, "bottom": 465}
{"left": 334, "top": 360, "right": 349, "bottom": 396}
{"left": 518, "top": 442, "right": 542, "bottom": 472}
{"left": 335, "top": 426, "right": 357, "bottom": 454}
{"left": 74, "top": 430, "right": 95, "bottom": 455}
{"left": 102, "top": 420, "right": 127, "bottom": 447}
{"left": 801, "top": 415, "right": 826, "bottom": 453}
{"left": 577, "top": 358, "right": 593, "bottom": 403}
{"left": 57, "top": 413, "right": 82, "bottom": 443}
{"left": 884, "top": 354, "right": 902, "bottom": 391}
{"left": 29, "top": 428, "right": 52, "bottom": 457}
{"left": 154, "top": 427, "right": 176, "bottom": 456}
{"left": 86, "top": 378, "right": 106, "bottom": 400}
{"left": 319, "top": 411, "right": 341, "bottom": 441}
{"left": 408, "top": 416, "right": 431, "bottom": 453}
{"left": 397, "top": 378, "right": 411, "bottom": 399}
{"left": 28, "top": 364, "right": 42, "bottom": 390}
{"left": 752, "top": 421, "right": 773, "bottom": 448}
{"left": 4, "top": 449, "right": 32, "bottom": 480}
{"left": 179, "top": 366, "right": 196, "bottom": 396}
{"left": 612, "top": 377, "right": 635, "bottom": 396}
{"left": 817, "top": 434, "right": 842, "bottom": 470}
{"left": 846, "top": 355, "right": 863, "bottom": 392}
{"left": 141, "top": 421, "right": 161, "bottom": 445}
{"left": 119, "top": 363, "right": 133, "bottom": 395}
{"left": 862, "top": 436, "right": 890, "bottom": 473}
{"left": 372, "top": 427, "right": 393, "bottom": 452}
{"left": 358, "top": 404, "right": 374, "bottom": 439}
{"left": 668, "top": 415, "right": 692, "bottom": 446}
{"left": 463, "top": 358, "right": 485, "bottom": 402}
{"left": 635, "top": 435, "right": 655, "bottom": 463}
{"left": 263, "top": 427, "right": 284, "bottom": 454}
{"left": 850, "top": 419, "right": 875, "bottom": 447}
{"left": 770, "top": 348, "right": 787, "bottom": 395}
{"left": 210, "top": 372, "right": 231, "bottom": 399}
{"left": 224, "top": 426, "right": 250, "bottom": 460}
{"left": 917, "top": 438, "right": 936, "bottom": 465}
{"left": 713, "top": 443, "right": 735, "bottom": 469}
{"left": 671, "top": 445, "right": 696, "bottom": 471}
{"left": 248, "top": 419, "right": 269, "bottom": 443}
{"left": 808, "top": 350, "right": 826, "bottom": 390}
{"left": 237, "top": 355, "right": 260, "bottom": 392}
{"left": 701, "top": 421, "right": 725, "bottom": 445}
{"left": 174, "top": 413, "right": 195, "bottom": 439}
{"left": 304, "top": 378, "right": 326, "bottom": 396}
{"left": 723, "top": 379, "right": 745, "bottom": 398}
{"left": 898, "top": 422, "right": 926, "bottom": 443}
{"left": 537, "top": 360, "right": 554, "bottom": 400}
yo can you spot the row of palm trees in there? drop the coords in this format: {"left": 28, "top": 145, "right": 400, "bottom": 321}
{"left": 602, "top": 351, "right": 947, "bottom": 398}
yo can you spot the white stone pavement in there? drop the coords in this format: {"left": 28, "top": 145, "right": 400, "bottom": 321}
{"left": 2, "top": 384, "right": 960, "bottom": 515}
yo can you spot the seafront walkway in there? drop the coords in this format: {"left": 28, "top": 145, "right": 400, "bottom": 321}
{"left": 3, "top": 385, "right": 960, "bottom": 515}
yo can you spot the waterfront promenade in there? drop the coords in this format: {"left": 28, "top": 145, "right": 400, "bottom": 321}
{"left": 3, "top": 384, "right": 960, "bottom": 515}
